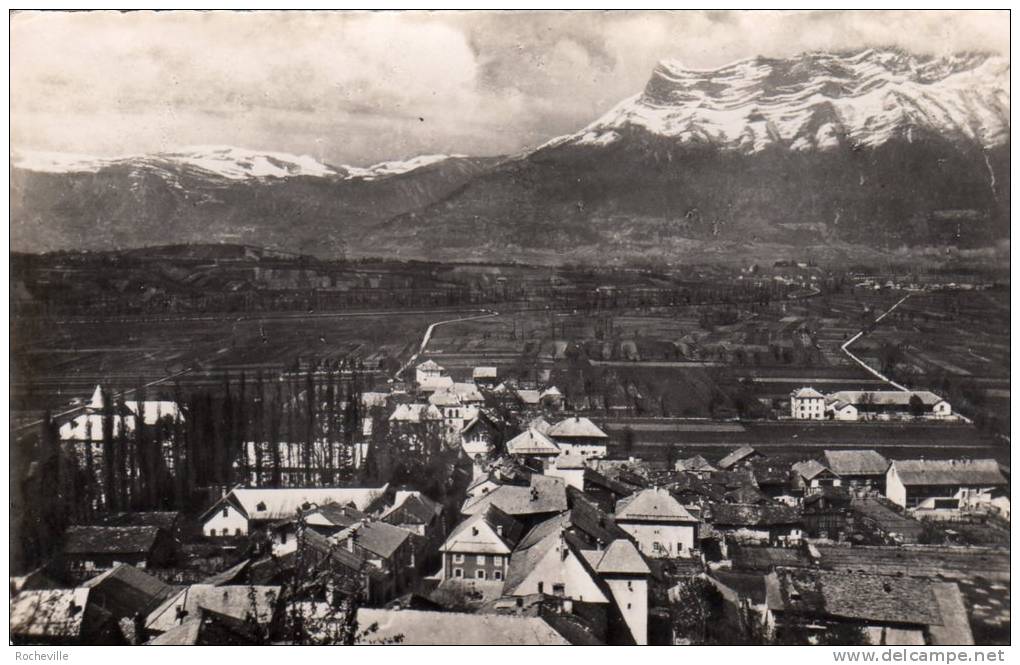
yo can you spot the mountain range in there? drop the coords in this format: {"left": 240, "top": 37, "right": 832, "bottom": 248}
{"left": 10, "top": 48, "right": 1010, "bottom": 264}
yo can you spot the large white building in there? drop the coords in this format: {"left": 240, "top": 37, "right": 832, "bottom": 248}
{"left": 827, "top": 390, "right": 952, "bottom": 421}
{"left": 790, "top": 387, "right": 825, "bottom": 420}
{"left": 886, "top": 459, "right": 1008, "bottom": 512}
{"left": 199, "top": 486, "right": 388, "bottom": 537}
{"left": 614, "top": 488, "right": 700, "bottom": 558}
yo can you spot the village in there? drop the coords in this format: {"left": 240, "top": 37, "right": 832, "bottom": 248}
{"left": 7, "top": 9, "right": 1013, "bottom": 652}
{"left": 9, "top": 352, "right": 1010, "bottom": 646}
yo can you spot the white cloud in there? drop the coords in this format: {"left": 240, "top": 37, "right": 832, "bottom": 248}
{"left": 10, "top": 10, "right": 1008, "bottom": 164}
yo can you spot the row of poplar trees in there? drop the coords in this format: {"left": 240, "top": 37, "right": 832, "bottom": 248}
{"left": 13, "top": 359, "right": 368, "bottom": 571}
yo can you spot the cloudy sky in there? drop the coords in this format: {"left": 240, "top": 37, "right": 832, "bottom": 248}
{"left": 11, "top": 10, "right": 1008, "bottom": 166}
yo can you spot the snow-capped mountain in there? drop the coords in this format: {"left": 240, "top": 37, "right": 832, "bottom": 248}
{"left": 11, "top": 145, "right": 469, "bottom": 182}
{"left": 9, "top": 49, "right": 1011, "bottom": 263}
{"left": 546, "top": 49, "right": 1009, "bottom": 153}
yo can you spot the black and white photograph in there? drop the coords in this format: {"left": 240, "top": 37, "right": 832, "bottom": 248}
{"left": 8, "top": 8, "right": 1012, "bottom": 649}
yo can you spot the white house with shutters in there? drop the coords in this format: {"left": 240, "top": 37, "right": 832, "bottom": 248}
{"left": 790, "top": 387, "right": 825, "bottom": 420}
{"left": 199, "top": 486, "right": 388, "bottom": 538}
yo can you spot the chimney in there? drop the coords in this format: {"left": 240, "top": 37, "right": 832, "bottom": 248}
{"left": 68, "top": 599, "right": 82, "bottom": 617}
{"left": 496, "top": 525, "right": 504, "bottom": 537}
{"left": 174, "top": 606, "right": 188, "bottom": 624}
{"left": 515, "top": 597, "right": 523, "bottom": 608}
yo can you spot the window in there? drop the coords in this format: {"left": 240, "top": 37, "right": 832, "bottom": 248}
{"left": 537, "top": 582, "right": 544, "bottom": 594}
{"left": 453, "top": 553, "right": 464, "bottom": 564}
{"left": 222, "top": 529, "right": 229, "bottom": 536}
{"left": 476, "top": 554, "right": 486, "bottom": 565}
{"left": 208, "top": 529, "right": 216, "bottom": 537}
{"left": 235, "top": 528, "right": 242, "bottom": 536}
{"left": 476, "top": 570, "right": 486, "bottom": 580}
{"left": 493, "top": 570, "right": 502, "bottom": 581}
{"left": 453, "top": 568, "right": 463, "bottom": 578}
{"left": 552, "top": 583, "right": 565, "bottom": 597}
{"left": 222, "top": 507, "right": 229, "bottom": 518}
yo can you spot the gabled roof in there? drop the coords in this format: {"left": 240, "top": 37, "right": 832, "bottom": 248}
{"left": 418, "top": 375, "right": 454, "bottom": 392}
{"left": 892, "top": 459, "right": 1007, "bottom": 486}
{"left": 553, "top": 454, "right": 586, "bottom": 470}
{"left": 145, "top": 606, "right": 259, "bottom": 646}
{"left": 563, "top": 490, "right": 630, "bottom": 544}
{"left": 355, "top": 608, "right": 574, "bottom": 645}
{"left": 10, "top": 588, "right": 91, "bottom": 640}
{"left": 718, "top": 446, "right": 762, "bottom": 469}
{"left": 206, "top": 486, "right": 389, "bottom": 522}
{"left": 506, "top": 428, "right": 561, "bottom": 456}
{"left": 547, "top": 417, "right": 608, "bottom": 440}
{"left": 823, "top": 450, "right": 889, "bottom": 476}
{"left": 679, "top": 455, "right": 717, "bottom": 473}
{"left": 581, "top": 468, "right": 639, "bottom": 498}
{"left": 792, "top": 459, "right": 835, "bottom": 481}
{"left": 589, "top": 539, "right": 650, "bottom": 576}
{"left": 452, "top": 382, "right": 484, "bottom": 403}
{"left": 461, "top": 475, "right": 568, "bottom": 517}
{"left": 389, "top": 403, "right": 442, "bottom": 422}
{"left": 540, "top": 386, "right": 563, "bottom": 398}
{"left": 380, "top": 491, "right": 442, "bottom": 525}
{"left": 708, "top": 502, "right": 802, "bottom": 527}
{"left": 428, "top": 389, "right": 462, "bottom": 407}
{"left": 302, "top": 502, "right": 369, "bottom": 529}
{"left": 516, "top": 389, "right": 542, "bottom": 405}
{"left": 615, "top": 488, "right": 698, "bottom": 523}
{"left": 462, "top": 411, "right": 497, "bottom": 437}
{"left": 81, "top": 564, "right": 174, "bottom": 619}
{"left": 416, "top": 359, "right": 443, "bottom": 372}
{"left": 827, "top": 390, "right": 947, "bottom": 407}
{"left": 64, "top": 526, "right": 162, "bottom": 556}
{"left": 145, "top": 585, "right": 280, "bottom": 633}
{"left": 333, "top": 519, "right": 415, "bottom": 559}
{"left": 504, "top": 516, "right": 576, "bottom": 595}
{"left": 441, "top": 505, "right": 523, "bottom": 555}
{"left": 766, "top": 567, "right": 972, "bottom": 642}
{"left": 792, "top": 387, "right": 825, "bottom": 399}
{"left": 529, "top": 416, "right": 552, "bottom": 434}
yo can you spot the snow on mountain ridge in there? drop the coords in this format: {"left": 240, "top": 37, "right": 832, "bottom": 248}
{"left": 553, "top": 49, "right": 1009, "bottom": 153}
{"left": 11, "top": 146, "right": 465, "bottom": 181}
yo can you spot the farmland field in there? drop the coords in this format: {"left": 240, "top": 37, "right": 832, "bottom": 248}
{"left": 11, "top": 308, "right": 481, "bottom": 411}
{"left": 602, "top": 419, "right": 1009, "bottom": 465}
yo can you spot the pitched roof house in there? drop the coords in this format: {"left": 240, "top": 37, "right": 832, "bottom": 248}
{"left": 439, "top": 505, "right": 523, "bottom": 583}
{"left": 80, "top": 564, "right": 176, "bottom": 621}
{"left": 506, "top": 428, "right": 562, "bottom": 458}
{"left": 547, "top": 417, "right": 609, "bottom": 460}
{"left": 63, "top": 526, "right": 177, "bottom": 577}
{"left": 824, "top": 449, "right": 889, "bottom": 477}
{"left": 144, "top": 585, "right": 281, "bottom": 635}
{"left": 200, "top": 485, "right": 389, "bottom": 537}
{"left": 791, "top": 460, "right": 841, "bottom": 494}
{"left": 886, "top": 459, "right": 1008, "bottom": 511}
{"left": 379, "top": 490, "right": 444, "bottom": 539}
{"left": 144, "top": 606, "right": 259, "bottom": 645}
{"left": 614, "top": 488, "right": 700, "bottom": 558}
{"left": 765, "top": 567, "right": 973, "bottom": 645}
{"left": 10, "top": 588, "right": 123, "bottom": 645}
{"left": 354, "top": 608, "right": 578, "bottom": 645}
{"left": 461, "top": 475, "right": 569, "bottom": 527}
{"left": 718, "top": 446, "right": 765, "bottom": 470}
